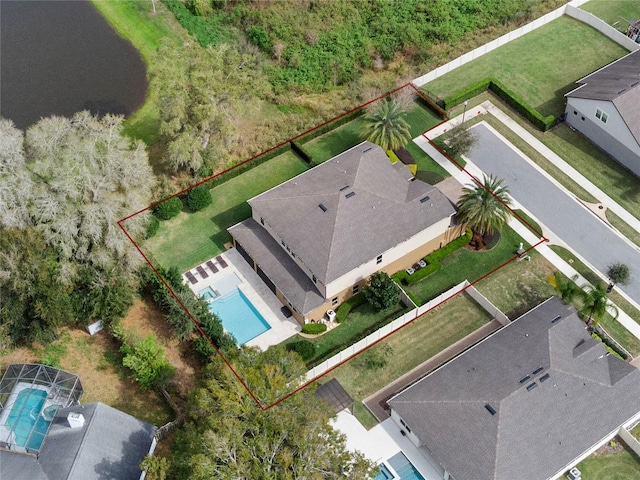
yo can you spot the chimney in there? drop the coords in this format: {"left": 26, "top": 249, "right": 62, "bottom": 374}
{"left": 67, "top": 412, "right": 85, "bottom": 429}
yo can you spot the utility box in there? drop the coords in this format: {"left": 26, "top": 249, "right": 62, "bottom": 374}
{"left": 566, "top": 467, "right": 581, "bottom": 480}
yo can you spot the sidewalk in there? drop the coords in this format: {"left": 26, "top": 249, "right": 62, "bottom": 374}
{"left": 414, "top": 111, "right": 640, "bottom": 342}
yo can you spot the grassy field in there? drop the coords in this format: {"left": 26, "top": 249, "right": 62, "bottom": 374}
{"left": 143, "top": 151, "right": 308, "bottom": 271}
{"left": 425, "top": 16, "right": 628, "bottom": 117}
{"left": 578, "top": 445, "right": 640, "bottom": 479}
{"left": 406, "top": 225, "right": 526, "bottom": 305}
{"left": 91, "top": 0, "right": 183, "bottom": 145}
{"left": 324, "top": 293, "right": 493, "bottom": 428}
{"left": 581, "top": 0, "right": 640, "bottom": 25}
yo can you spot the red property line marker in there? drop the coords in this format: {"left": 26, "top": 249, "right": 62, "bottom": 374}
{"left": 119, "top": 84, "right": 547, "bottom": 410}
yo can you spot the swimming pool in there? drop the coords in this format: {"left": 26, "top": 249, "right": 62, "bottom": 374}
{"left": 388, "top": 452, "right": 426, "bottom": 480}
{"left": 208, "top": 289, "right": 271, "bottom": 345}
{"left": 198, "top": 286, "right": 219, "bottom": 302}
{"left": 6, "top": 388, "right": 50, "bottom": 450}
{"left": 373, "top": 463, "right": 394, "bottom": 480}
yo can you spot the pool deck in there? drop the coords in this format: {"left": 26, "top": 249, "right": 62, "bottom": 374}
{"left": 184, "top": 249, "right": 301, "bottom": 350}
{"left": 333, "top": 410, "right": 444, "bottom": 480}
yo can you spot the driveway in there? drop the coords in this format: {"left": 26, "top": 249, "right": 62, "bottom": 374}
{"left": 466, "top": 123, "right": 640, "bottom": 305}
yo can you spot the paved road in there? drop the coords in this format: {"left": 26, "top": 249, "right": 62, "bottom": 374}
{"left": 467, "top": 123, "right": 640, "bottom": 305}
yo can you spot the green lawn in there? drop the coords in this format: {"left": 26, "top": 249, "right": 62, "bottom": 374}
{"left": 302, "top": 102, "right": 447, "bottom": 177}
{"left": 581, "top": 0, "right": 640, "bottom": 26}
{"left": 578, "top": 446, "right": 640, "bottom": 479}
{"left": 406, "top": 226, "right": 526, "bottom": 305}
{"left": 280, "top": 300, "right": 410, "bottom": 369}
{"left": 324, "top": 293, "right": 493, "bottom": 428}
{"left": 143, "top": 151, "right": 308, "bottom": 270}
{"left": 91, "top": 0, "right": 183, "bottom": 145}
{"left": 425, "top": 16, "right": 628, "bottom": 116}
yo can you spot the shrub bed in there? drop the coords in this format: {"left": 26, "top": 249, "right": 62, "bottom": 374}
{"left": 186, "top": 185, "right": 213, "bottom": 212}
{"left": 302, "top": 323, "right": 327, "bottom": 335}
{"left": 335, "top": 293, "right": 367, "bottom": 323}
{"left": 285, "top": 340, "right": 316, "bottom": 361}
{"left": 153, "top": 196, "right": 183, "bottom": 220}
{"left": 593, "top": 331, "right": 628, "bottom": 360}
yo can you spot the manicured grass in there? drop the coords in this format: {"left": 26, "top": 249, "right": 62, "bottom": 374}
{"left": 578, "top": 445, "right": 640, "bottom": 479}
{"left": 425, "top": 16, "right": 628, "bottom": 116}
{"left": 513, "top": 209, "right": 542, "bottom": 237}
{"left": 91, "top": 0, "right": 183, "bottom": 146}
{"left": 406, "top": 225, "right": 526, "bottom": 304}
{"left": 581, "top": 0, "right": 640, "bottom": 26}
{"left": 606, "top": 210, "right": 640, "bottom": 249}
{"left": 280, "top": 301, "right": 410, "bottom": 369}
{"left": 632, "top": 424, "right": 640, "bottom": 442}
{"left": 143, "top": 151, "right": 308, "bottom": 270}
{"left": 324, "top": 293, "right": 493, "bottom": 427}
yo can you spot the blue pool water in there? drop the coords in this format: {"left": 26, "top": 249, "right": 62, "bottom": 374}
{"left": 388, "top": 452, "right": 425, "bottom": 480}
{"left": 208, "top": 289, "right": 271, "bottom": 345}
{"left": 373, "top": 463, "right": 394, "bottom": 480}
{"left": 6, "top": 388, "right": 50, "bottom": 449}
{"left": 198, "top": 286, "right": 219, "bottom": 302}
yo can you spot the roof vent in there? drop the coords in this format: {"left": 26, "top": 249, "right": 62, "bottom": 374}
{"left": 484, "top": 404, "right": 497, "bottom": 416}
{"left": 363, "top": 147, "right": 372, "bottom": 153}
{"left": 345, "top": 192, "right": 356, "bottom": 198}
{"left": 519, "top": 375, "right": 531, "bottom": 384}
{"left": 67, "top": 412, "right": 85, "bottom": 429}
{"left": 420, "top": 195, "right": 430, "bottom": 203}
{"left": 339, "top": 185, "right": 350, "bottom": 191}
{"left": 551, "top": 315, "right": 562, "bottom": 324}
{"left": 540, "top": 373, "right": 550, "bottom": 383}
{"left": 618, "top": 88, "right": 627, "bottom": 94}
{"left": 319, "top": 203, "right": 327, "bottom": 212}
{"left": 526, "top": 382, "right": 537, "bottom": 392}
{"left": 632, "top": 81, "right": 640, "bottom": 87}
{"left": 533, "top": 366, "right": 544, "bottom": 375}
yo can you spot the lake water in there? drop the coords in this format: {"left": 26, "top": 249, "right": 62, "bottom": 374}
{"left": 1, "top": 0, "right": 148, "bottom": 129}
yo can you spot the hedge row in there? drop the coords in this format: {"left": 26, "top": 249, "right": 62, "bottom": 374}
{"left": 440, "top": 77, "right": 556, "bottom": 131}
{"left": 592, "top": 331, "right": 628, "bottom": 360}
{"left": 335, "top": 293, "right": 367, "bottom": 323}
{"left": 302, "top": 323, "right": 328, "bottom": 335}
{"left": 393, "top": 229, "right": 472, "bottom": 286}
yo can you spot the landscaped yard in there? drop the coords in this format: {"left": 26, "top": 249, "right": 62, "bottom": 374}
{"left": 581, "top": 0, "right": 640, "bottom": 26}
{"left": 405, "top": 225, "right": 527, "bottom": 305}
{"left": 143, "top": 150, "right": 308, "bottom": 271}
{"left": 578, "top": 444, "right": 640, "bottom": 479}
{"left": 425, "top": 15, "right": 628, "bottom": 117}
{"left": 323, "top": 293, "right": 493, "bottom": 428}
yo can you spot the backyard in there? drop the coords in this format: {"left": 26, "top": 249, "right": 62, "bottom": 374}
{"left": 577, "top": 443, "right": 640, "bottom": 480}
{"left": 323, "top": 293, "right": 494, "bottom": 428}
{"left": 425, "top": 15, "right": 628, "bottom": 117}
{"left": 580, "top": 0, "right": 640, "bottom": 26}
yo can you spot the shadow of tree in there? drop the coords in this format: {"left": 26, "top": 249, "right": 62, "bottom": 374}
{"left": 94, "top": 427, "right": 156, "bottom": 480}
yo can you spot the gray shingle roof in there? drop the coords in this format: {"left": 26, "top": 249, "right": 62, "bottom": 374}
{"left": 0, "top": 402, "right": 156, "bottom": 480}
{"left": 388, "top": 297, "right": 640, "bottom": 480}
{"left": 248, "top": 142, "right": 455, "bottom": 285}
{"left": 228, "top": 218, "right": 326, "bottom": 315}
{"left": 566, "top": 50, "right": 640, "bottom": 145}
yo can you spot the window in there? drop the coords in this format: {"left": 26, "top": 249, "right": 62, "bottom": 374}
{"left": 376, "top": 254, "right": 383, "bottom": 264}
{"left": 352, "top": 284, "right": 359, "bottom": 295}
{"left": 332, "top": 297, "right": 338, "bottom": 306}
{"left": 595, "top": 108, "right": 608, "bottom": 123}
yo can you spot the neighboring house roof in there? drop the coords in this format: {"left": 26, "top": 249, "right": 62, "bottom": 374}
{"left": 0, "top": 402, "right": 156, "bottom": 480}
{"left": 228, "top": 217, "right": 326, "bottom": 315}
{"left": 566, "top": 50, "right": 640, "bottom": 145}
{"left": 247, "top": 142, "right": 455, "bottom": 285}
{"left": 388, "top": 297, "right": 640, "bottom": 480}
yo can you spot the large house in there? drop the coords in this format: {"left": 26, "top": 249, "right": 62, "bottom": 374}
{"left": 388, "top": 297, "right": 640, "bottom": 480}
{"left": 228, "top": 141, "right": 461, "bottom": 324}
{"left": 565, "top": 50, "right": 640, "bottom": 177}
{"left": 0, "top": 364, "right": 156, "bottom": 480}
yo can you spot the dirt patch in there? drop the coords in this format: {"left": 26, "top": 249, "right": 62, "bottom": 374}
{"left": 593, "top": 436, "right": 626, "bottom": 455}
{"left": 120, "top": 296, "right": 201, "bottom": 399}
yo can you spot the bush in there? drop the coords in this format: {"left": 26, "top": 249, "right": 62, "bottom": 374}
{"left": 145, "top": 215, "right": 160, "bottom": 239}
{"left": 186, "top": 185, "right": 212, "bottom": 212}
{"left": 286, "top": 340, "right": 316, "bottom": 361}
{"left": 301, "top": 323, "right": 327, "bottom": 335}
{"left": 363, "top": 272, "right": 399, "bottom": 311}
{"left": 335, "top": 293, "right": 367, "bottom": 323}
{"left": 120, "top": 334, "right": 175, "bottom": 390}
{"left": 153, "top": 196, "right": 183, "bottom": 220}
{"left": 592, "top": 331, "right": 627, "bottom": 360}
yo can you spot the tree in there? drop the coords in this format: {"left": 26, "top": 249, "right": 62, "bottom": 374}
{"left": 443, "top": 123, "right": 477, "bottom": 158}
{"left": 363, "top": 271, "right": 399, "bottom": 311}
{"left": 607, "top": 263, "right": 630, "bottom": 286}
{"left": 140, "top": 455, "right": 169, "bottom": 480}
{"left": 120, "top": 333, "right": 175, "bottom": 390}
{"left": 580, "top": 283, "right": 618, "bottom": 327}
{"left": 186, "top": 185, "right": 212, "bottom": 212}
{"left": 153, "top": 196, "right": 183, "bottom": 220}
{"left": 360, "top": 100, "right": 411, "bottom": 151}
{"left": 548, "top": 272, "right": 582, "bottom": 303}
{"left": 169, "top": 350, "right": 375, "bottom": 480}
{"left": 456, "top": 174, "right": 513, "bottom": 249}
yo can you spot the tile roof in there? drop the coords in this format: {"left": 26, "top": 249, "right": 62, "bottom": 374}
{"left": 248, "top": 142, "right": 455, "bottom": 285}
{"left": 566, "top": 50, "right": 640, "bottom": 145}
{"left": 388, "top": 297, "right": 640, "bottom": 480}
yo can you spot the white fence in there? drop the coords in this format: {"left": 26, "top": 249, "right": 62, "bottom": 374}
{"left": 619, "top": 426, "right": 640, "bottom": 458}
{"left": 306, "top": 280, "right": 508, "bottom": 381}
{"left": 413, "top": 0, "right": 636, "bottom": 88}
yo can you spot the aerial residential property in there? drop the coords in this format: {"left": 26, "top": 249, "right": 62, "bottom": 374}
{"left": 228, "top": 141, "right": 461, "bottom": 325}
{"left": 565, "top": 49, "right": 640, "bottom": 176}
{"left": 388, "top": 297, "right": 640, "bottom": 480}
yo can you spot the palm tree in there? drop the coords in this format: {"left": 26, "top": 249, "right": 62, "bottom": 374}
{"left": 456, "top": 174, "right": 513, "bottom": 249}
{"left": 360, "top": 100, "right": 411, "bottom": 151}
{"left": 549, "top": 272, "right": 583, "bottom": 303}
{"left": 580, "top": 282, "right": 618, "bottom": 327}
